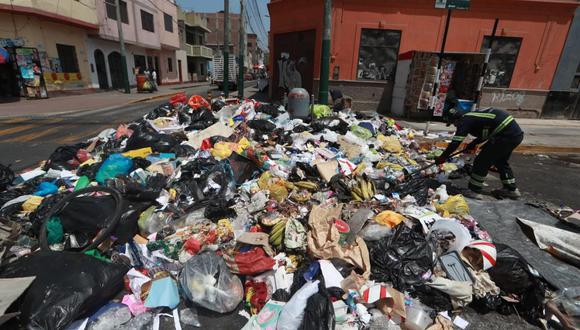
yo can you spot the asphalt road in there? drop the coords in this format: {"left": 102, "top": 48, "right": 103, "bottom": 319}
{"left": 0, "top": 82, "right": 262, "bottom": 172}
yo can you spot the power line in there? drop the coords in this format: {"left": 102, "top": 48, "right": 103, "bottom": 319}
{"left": 247, "top": 0, "right": 268, "bottom": 42}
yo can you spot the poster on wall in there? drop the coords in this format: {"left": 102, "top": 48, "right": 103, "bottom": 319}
{"left": 432, "top": 60, "right": 456, "bottom": 116}
{"left": 15, "top": 48, "right": 48, "bottom": 99}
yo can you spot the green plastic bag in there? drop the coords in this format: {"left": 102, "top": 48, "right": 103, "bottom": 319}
{"left": 312, "top": 104, "right": 332, "bottom": 119}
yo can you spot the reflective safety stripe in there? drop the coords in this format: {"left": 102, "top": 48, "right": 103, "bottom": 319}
{"left": 452, "top": 135, "right": 466, "bottom": 142}
{"left": 482, "top": 128, "right": 489, "bottom": 139}
{"left": 469, "top": 178, "right": 484, "bottom": 187}
{"left": 502, "top": 178, "right": 516, "bottom": 184}
{"left": 471, "top": 173, "right": 487, "bottom": 182}
{"left": 466, "top": 112, "right": 496, "bottom": 119}
{"left": 490, "top": 115, "right": 514, "bottom": 138}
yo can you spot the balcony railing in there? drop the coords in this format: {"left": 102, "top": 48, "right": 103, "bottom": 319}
{"left": 186, "top": 44, "right": 213, "bottom": 59}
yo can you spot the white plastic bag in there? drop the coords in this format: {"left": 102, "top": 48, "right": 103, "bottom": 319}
{"left": 179, "top": 252, "right": 244, "bottom": 313}
{"left": 276, "top": 280, "right": 320, "bottom": 330}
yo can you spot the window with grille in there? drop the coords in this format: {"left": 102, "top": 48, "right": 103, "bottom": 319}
{"left": 105, "top": 0, "right": 128, "bottom": 24}
{"left": 141, "top": 10, "right": 155, "bottom": 32}
{"left": 357, "top": 29, "right": 401, "bottom": 81}
{"left": 164, "top": 13, "right": 173, "bottom": 32}
{"left": 481, "top": 36, "right": 523, "bottom": 88}
{"left": 56, "top": 44, "right": 79, "bottom": 72}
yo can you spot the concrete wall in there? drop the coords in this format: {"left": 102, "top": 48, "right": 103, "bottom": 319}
{"left": 479, "top": 88, "right": 548, "bottom": 118}
{"left": 175, "top": 49, "right": 189, "bottom": 83}
{"left": 155, "top": 0, "right": 180, "bottom": 49}
{"left": 0, "top": 0, "right": 98, "bottom": 27}
{"left": 86, "top": 37, "right": 148, "bottom": 88}
{"left": 95, "top": 0, "right": 139, "bottom": 45}
{"left": 551, "top": 7, "right": 580, "bottom": 91}
{"left": 269, "top": 0, "right": 577, "bottom": 113}
{"left": 0, "top": 12, "right": 92, "bottom": 90}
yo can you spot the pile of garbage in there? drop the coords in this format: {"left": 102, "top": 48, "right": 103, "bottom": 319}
{"left": 0, "top": 92, "right": 576, "bottom": 330}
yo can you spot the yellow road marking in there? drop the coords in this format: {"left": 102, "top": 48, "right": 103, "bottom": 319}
{"left": 57, "top": 126, "right": 107, "bottom": 144}
{"left": 0, "top": 117, "right": 28, "bottom": 124}
{"left": 5, "top": 126, "right": 61, "bottom": 142}
{"left": 0, "top": 124, "right": 37, "bottom": 137}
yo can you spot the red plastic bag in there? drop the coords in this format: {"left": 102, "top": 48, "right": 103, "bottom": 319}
{"left": 169, "top": 92, "right": 187, "bottom": 106}
{"left": 188, "top": 95, "right": 210, "bottom": 110}
{"left": 223, "top": 247, "right": 276, "bottom": 275}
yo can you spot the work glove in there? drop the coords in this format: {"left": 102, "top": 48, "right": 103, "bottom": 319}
{"left": 465, "top": 140, "right": 479, "bottom": 154}
{"left": 435, "top": 155, "right": 446, "bottom": 165}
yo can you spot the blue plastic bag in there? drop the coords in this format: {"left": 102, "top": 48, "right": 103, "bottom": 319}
{"left": 34, "top": 181, "right": 58, "bottom": 196}
{"left": 96, "top": 154, "right": 133, "bottom": 184}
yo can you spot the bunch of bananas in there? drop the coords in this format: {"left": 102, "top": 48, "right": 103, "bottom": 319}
{"left": 351, "top": 176, "right": 376, "bottom": 202}
{"left": 293, "top": 181, "right": 320, "bottom": 191}
{"left": 269, "top": 219, "right": 287, "bottom": 248}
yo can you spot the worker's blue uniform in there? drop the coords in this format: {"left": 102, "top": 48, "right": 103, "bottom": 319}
{"left": 441, "top": 108, "right": 524, "bottom": 192}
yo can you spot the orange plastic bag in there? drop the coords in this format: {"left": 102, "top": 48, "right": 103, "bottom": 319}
{"left": 188, "top": 95, "right": 210, "bottom": 110}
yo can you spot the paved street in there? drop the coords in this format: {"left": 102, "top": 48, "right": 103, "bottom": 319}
{"left": 0, "top": 82, "right": 260, "bottom": 172}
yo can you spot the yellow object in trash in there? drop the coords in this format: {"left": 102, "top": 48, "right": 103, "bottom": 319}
{"left": 211, "top": 142, "right": 234, "bottom": 160}
{"left": 22, "top": 196, "right": 44, "bottom": 212}
{"left": 374, "top": 210, "right": 405, "bottom": 228}
{"left": 378, "top": 134, "right": 403, "bottom": 153}
{"left": 123, "top": 147, "right": 153, "bottom": 158}
{"left": 435, "top": 195, "right": 470, "bottom": 217}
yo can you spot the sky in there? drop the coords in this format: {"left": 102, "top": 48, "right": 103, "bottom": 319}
{"left": 176, "top": 0, "right": 270, "bottom": 48}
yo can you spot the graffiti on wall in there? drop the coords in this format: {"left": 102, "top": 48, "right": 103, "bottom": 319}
{"left": 491, "top": 90, "right": 526, "bottom": 107}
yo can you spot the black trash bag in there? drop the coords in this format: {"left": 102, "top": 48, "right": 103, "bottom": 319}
{"left": 204, "top": 198, "right": 237, "bottom": 221}
{"left": 211, "top": 99, "right": 226, "bottom": 112}
{"left": 293, "top": 124, "right": 311, "bottom": 133}
{"left": 248, "top": 119, "right": 276, "bottom": 135}
{"left": 256, "top": 103, "right": 281, "bottom": 118}
{"left": 132, "top": 157, "right": 152, "bottom": 169}
{"left": 389, "top": 177, "right": 431, "bottom": 206}
{"left": 329, "top": 174, "right": 352, "bottom": 202}
{"left": 228, "top": 153, "right": 259, "bottom": 185}
{"left": 56, "top": 193, "right": 147, "bottom": 246}
{"left": 369, "top": 224, "right": 435, "bottom": 291}
{"left": 145, "top": 103, "right": 173, "bottom": 120}
{"left": 76, "top": 162, "right": 101, "bottom": 181}
{"left": 272, "top": 289, "right": 292, "bottom": 302}
{"left": 310, "top": 117, "right": 349, "bottom": 135}
{"left": 186, "top": 109, "right": 217, "bottom": 131}
{"left": 470, "top": 294, "right": 504, "bottom": 314}
{"left": 289, "top": 162, "right": 321, "bottom": 182}
{"left": 43, "top": 144, "right": 85, "bottom": 170}
{"left": 487, "top": 243, "right": 547, "bottom": 323}
{"left": 300, "top": 289, "right": 335, "bottom": 330}
{"left": 0, "top": 251, "right": 128, "bottom": 330}
{"left": 125, "top": 123, "right": 179, "bottom": 153}
{"left": 410, "top": 284, "right": 453, "bottom": 312}
{"left": 0, "top": 163, "right": 14, "bottom": 191}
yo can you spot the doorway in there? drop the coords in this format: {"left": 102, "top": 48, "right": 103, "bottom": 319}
{"left": 154, "top": 56, "right": 160, "bottom": 85}
{"left": 178, "top": 59, "right": 183, "bottom": 83}
{"left": 94, "top": 49, "right": 109, "bottom": 90}
{"left": 108, "top": 51, "right": 123, "bottom": 90}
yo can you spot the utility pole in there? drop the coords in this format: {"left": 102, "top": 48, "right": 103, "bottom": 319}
{"left": 318, "top": 0, "right": 331, "bottom": 104}
{"left": 428, "top": 9, "right": 452, "bottom": 117}
{"left": 115, "top": 0, "right": 130, "bottom": 93}
{"left": 223, "top": 0, "right": 230, "bottom": 97}
{"left": 238, "top": 0, "right": 245, "bottom": 99}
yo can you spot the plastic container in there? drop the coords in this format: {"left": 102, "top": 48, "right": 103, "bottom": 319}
{"left": 404, "top": 305, "right": 433, "bottom": 330}
{"left": 287, "top": 88, "right": 311, "bottom": 119}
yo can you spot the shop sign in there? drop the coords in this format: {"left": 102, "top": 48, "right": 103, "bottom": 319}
{"left": 0, "top": 37, "right": 25, "bottom": 48}
{"left": 435, "top": 0, "right": 471, "bottom": 10}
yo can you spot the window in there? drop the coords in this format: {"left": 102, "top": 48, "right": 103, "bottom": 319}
{"left": 134, "top": 55, "right": 146, "bottom": 71}
{"left": 56, "top": 44, "right": 79, "bottom": 72}
{"left": 167, "top": 57, "right": 173, "bottom": 72}
{"left": 357, "top": 29, "right": 401, "bottom": 81}
{"left": 105, "top": 0, "right": 128, "bottom": 24}
{"left": 141, "top": 10, "right": 154, "bottom": 32}
{"left": 186, "top": 30, "right": 195, "bottom": 45}
{"left": 571, "top": 62, "right": 580, "bottom": 90}
{"left": 164, "top": 13, "right": 173, "bottom": 32}
{"left": 481, "top": 36, "right": 523, "bottom": 88}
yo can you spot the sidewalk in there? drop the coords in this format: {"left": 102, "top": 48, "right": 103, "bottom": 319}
{"left": 398, "top": 118, "right": 580, "bottom": 154}
{"left": 0, "top": 82, "right": 210, "bottom": 118}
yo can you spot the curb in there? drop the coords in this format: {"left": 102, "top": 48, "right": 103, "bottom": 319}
{"left": 428, "top": 140, "right": 580, "bottom": 155}
{"left": 126, "top": 91, "right": 181, "bottom": 105}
